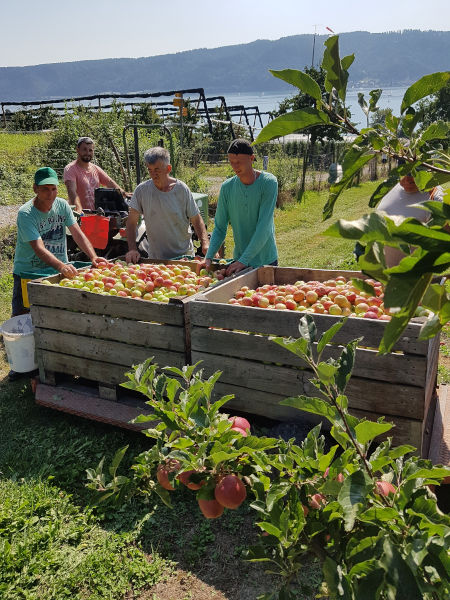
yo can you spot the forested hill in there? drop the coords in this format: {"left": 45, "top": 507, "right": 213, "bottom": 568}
{"left": 1, "top": 30, "right": 449, "bottom": 101}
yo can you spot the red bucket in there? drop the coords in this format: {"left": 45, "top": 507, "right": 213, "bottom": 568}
{"left": 80, "top": 215, "right": 110, "bottom": 250}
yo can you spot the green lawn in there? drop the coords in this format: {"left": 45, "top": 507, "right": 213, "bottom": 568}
{"left": 0, "top": 178, "right": 447, "bottom": 599}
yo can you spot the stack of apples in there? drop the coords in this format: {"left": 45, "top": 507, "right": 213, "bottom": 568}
{"left": 227, "top": 275, "right": 392, "bottom": 320}
{"left": 42, "top": 260, "right": 224, "bottom": 303}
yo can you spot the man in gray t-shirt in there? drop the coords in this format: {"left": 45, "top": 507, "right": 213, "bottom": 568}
{"left": 126, "top": 147, "right": 209, "bottom": 261}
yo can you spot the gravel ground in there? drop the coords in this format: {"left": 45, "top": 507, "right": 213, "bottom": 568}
{"left": 0, "top": 205, "right": 20, "bottom": 230}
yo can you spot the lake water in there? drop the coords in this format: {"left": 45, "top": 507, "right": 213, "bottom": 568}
{"left": 210, "top": 87, "right": 408, "bottom": 130}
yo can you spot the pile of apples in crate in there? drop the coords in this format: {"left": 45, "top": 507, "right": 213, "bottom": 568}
{"left": 43, "top": 260, "right": 225, "bottom": 303}
{"left": 228, "top": 275, "right": 392, "bottom": 320}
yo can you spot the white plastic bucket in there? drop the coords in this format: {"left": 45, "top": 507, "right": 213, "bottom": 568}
{"left": 0, "top": 314, "right": 38, "bottom": 373}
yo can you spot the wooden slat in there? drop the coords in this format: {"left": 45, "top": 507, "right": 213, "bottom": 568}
{"left": 428, "top": 385, "right": 450, "bottom": 466}
{"left": 28, "top": 283, "right": 185, "bottom": 325}
{"left": 39, "top": 350, "right": 137, "bottom": 384}
{"left": 31, "top": 305, "right": 185, "bottom": 352}
{"left": 191, "top": 327, "right": 427, "bottom": 387}
{"left": 213, "top": 381, "right": 423, "bottom": 449}
{"left": 35, "top": 329, "right": 183, "bottom": 371}
{"left": 271, "top": 267, "right": 367, "bottom": 285}
{"left": 424, "top": 333, "right": 441, "bottom": 416}
{"left": 193, "top": 351, "right": 425, "bottom": 420}
{"left": 35, "top": 382, "right": 155, "bottom": 431}
{"left": 190, "top": 302, "right": 429, "bottom": 355}
{"left": 196, "top": 269, "right": 261, "bottom": 304}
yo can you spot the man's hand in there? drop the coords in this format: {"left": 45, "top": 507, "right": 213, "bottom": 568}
{"left": 126, "top": 249, "right": 140, "bottom": 264}
{"left": 59, "top": 263, "right": 78, "bottom": 278}
{"left": 225, "top": 261, "right": 247, "bottom": 276}
{"left": 92, "top": 256, "right": 107, "bottom": 268}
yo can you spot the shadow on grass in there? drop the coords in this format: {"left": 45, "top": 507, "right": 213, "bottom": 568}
{"left": 0, "top": 375, "right": 310, "bottom": 599}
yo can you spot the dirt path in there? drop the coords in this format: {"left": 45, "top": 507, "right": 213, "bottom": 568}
{"left": 0, "top": 205, "right": 20, "bottom": 230}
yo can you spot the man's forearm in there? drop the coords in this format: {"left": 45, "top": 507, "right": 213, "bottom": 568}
{"left": 126, "top": 220, "right": 138, "bottom": 251}
{"left": 33, "top": 246, "right": 66, "bottom": 271}
{"left": 191, "top": 215, "right": 209, "bottom": 245}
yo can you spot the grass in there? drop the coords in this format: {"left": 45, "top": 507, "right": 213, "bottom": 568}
{"left": 0, "top": 172, "right": 448, "bottom": 598}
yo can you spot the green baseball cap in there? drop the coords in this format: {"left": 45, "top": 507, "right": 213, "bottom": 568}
{"left": 34, "top": 167, "right": 59, "bottom": 186}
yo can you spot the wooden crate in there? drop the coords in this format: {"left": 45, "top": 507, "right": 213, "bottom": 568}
{"left": 28, "top": 259, "right": 228, "bottom": 413}
{"left": 190, "top": 266, "right": 440, "bottom": 454}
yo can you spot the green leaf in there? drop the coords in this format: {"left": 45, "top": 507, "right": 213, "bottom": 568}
{"left": 317, "top": 361, "right": 338, "bottom": 385}
{"left": 401, "top": 110, "right": 423, "bottom": 137}
{"left": 358, "top": 92, "right": 368, "bottom": 116}
{"left": 380, "top": 538, "right": 424, "bottom": 600}
{"left": 210, "top": 450, "right": 241, "bottom": 465}
{"left": 405, "top": 467, "right": 450, "bottom": 482}
{"left": 257, "top": 521, "right": 281, "bottom": 538}
{"left": 385, "top": 112, "right": 400, "bottom": 132}
{"left": 358, "top": 507, "right": 398, "bottom": 522}
{"left": 317, "top": 319, "right": 347, "bottom": 355}
{"left": 266, "top": 483, "right": 292, "bottom": 512}
{"left": 271, "top": 336, "right": 309, "bottom": 360}
{"left": 335, "top": 339, "right": 359, "bottom": 393}
{"left": 323, "top": 151, "right": 374, "bottom": 219}
{"left": 401, "top": 72, "right": 450, "bottom": 113}
{"left": 254, "top": 108, "right": 331, "bottom": 144}
{"left": 323, "top": 556, "right": 353, "bottom": 599}
{"left": 322, "top": 36, "right": 351, "bottom": 102}
{"left": 369, "top": 89, "right": 382, "bottom": 111}
{"left": 269, "top": 69, "right": 322, "bottom": 101}
{"left": 108, "top": 445, "right": 128, "bottom": 478}
{"left": 337, "top": 470, "right": 372, "bottom": 531}
{"left": 354, "top": 421, "right": 393, "bottom": 445}
{"left": 299, "top": 314, "right": 317, "bottom": 344}
{"left": 280, "top": 396, "right": 339, "bottom": 423}
{"left": 419, "top": 120, "right": 450, "bottom": 143}
{"left": 368, "top": 174, "right": 399, "bottom": 208}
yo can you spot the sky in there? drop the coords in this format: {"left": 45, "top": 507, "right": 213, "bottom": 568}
{"left": 1, "top": 0, "right": 449, "bottom": 68}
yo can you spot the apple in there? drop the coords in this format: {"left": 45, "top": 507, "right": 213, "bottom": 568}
{"left": 305, "top": 290, "right": 318, "bottom": 304}
{"left": 285, "top": 299, "right": 297, "bottom": 310}
{"left": 328, "top": 303, "right": 342, "bottom": 315}
{"left": 258, "top": 296, "right": 270, "bottom": 308}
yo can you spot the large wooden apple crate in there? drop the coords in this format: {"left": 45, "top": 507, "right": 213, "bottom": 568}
{"left": 190, "top": 266, "right": 440, "bottom": 455}
{"left": 28, "top": 259, "right": 226, "bottom": 429}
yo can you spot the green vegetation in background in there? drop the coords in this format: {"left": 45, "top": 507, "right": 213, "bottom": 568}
{"left": 0, "top": 132, "right": 49, "bottom": 206}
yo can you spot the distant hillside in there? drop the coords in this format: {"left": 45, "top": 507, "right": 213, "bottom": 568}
{"left": 1, "top": 30, "right": 449, "bottom": 102}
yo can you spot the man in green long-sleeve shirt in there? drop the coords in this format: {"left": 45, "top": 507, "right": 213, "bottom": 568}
{"left": 205, "top": 139, "right": 278, "bottom": 276}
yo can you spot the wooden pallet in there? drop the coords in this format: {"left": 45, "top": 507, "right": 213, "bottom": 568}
{"left": 34, "top": 376, "right": 155, "bottom": 430}
{"left": 191, "top": 266, "right": 440, "bottom": 454}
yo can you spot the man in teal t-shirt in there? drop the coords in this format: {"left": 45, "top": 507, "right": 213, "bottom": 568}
{"left": 13, "top": 167, "right": 105, "bottom": 315}
{"left": 10, "top": 167, "right": 105, "bottom": 379}
{"left": 205, "top": 139, "right": 278, "bottom": 276}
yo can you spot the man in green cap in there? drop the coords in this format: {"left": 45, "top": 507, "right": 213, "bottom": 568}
{"left": 12, "top": 166, "right": 104, "bottom": 314}
{"left": 9, "top": 167, "right": 105, "bottom": 379}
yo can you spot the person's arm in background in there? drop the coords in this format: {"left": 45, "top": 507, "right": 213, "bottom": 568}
{"left": 97, "top": 166, "right": 130, "bottom": 197}
{"left": 125, "top": 207, "right": 141, "bottom": 263}
{"left": 190, "top": 214, "right": 209, "bottom": 256}
{"left": 65, "top": 179, "right": 83, "bottom": 213}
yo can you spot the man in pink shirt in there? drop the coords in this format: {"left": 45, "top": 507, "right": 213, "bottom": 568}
{"left": 64, "top": 137, "right": 127, "bottom": 212}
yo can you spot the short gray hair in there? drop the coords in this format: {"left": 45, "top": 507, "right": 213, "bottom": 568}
{"left": 144, "top": 147, "right": 170, "bottom": 166}
{"left": 77, "top": 136, "right": 94, "bottom": 147}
